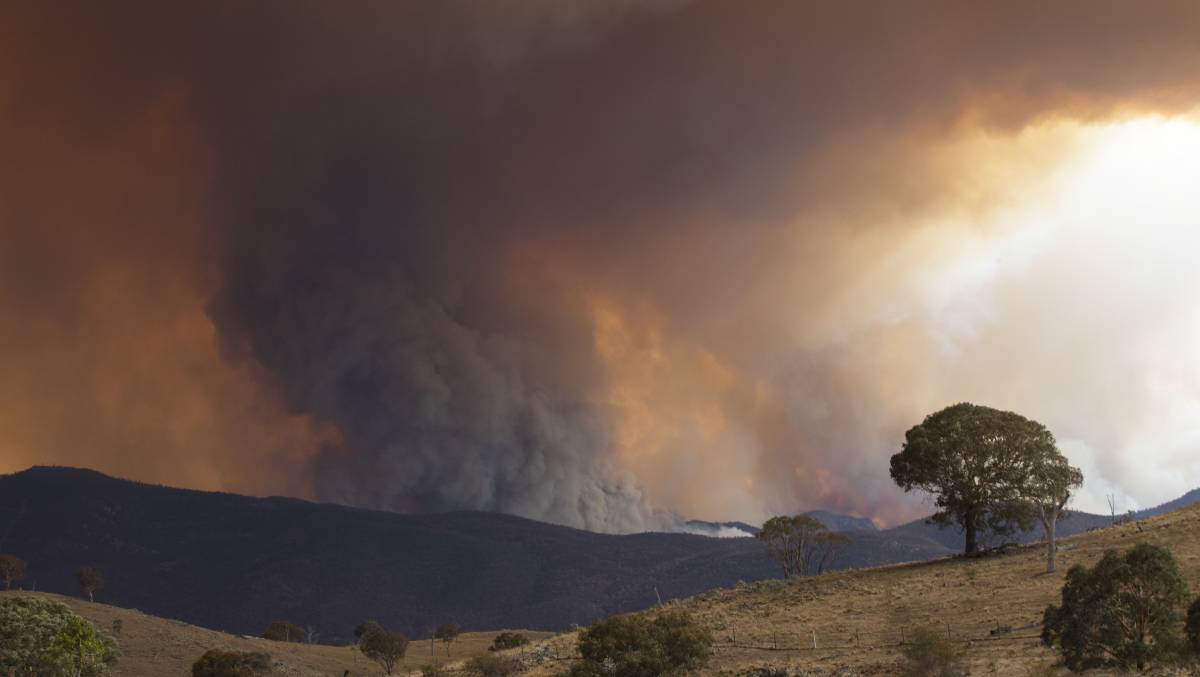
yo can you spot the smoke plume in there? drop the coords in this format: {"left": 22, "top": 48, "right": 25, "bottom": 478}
{"left": 3, "top": 1, "right": 1200, "bottom": 529}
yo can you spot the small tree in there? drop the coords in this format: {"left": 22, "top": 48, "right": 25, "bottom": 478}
{"left": 1187, "top": 597, "right": 1200, "bottom": 654}
{"left": 757, "top": 515, "right": 848, "bottom": 578}
{"left": 192, "top": 649, "right": 273, "bottom": 677}
{"left": 571, "top": 610, "right": 712, "bottom": 676}
{"left": 1021, "top": 448, "right": 1083, "bottom": 573}
{"left": 263, "top": 620, "right": 305, "bottom": 643}
{"left": 1042, "top": 544, "right": 1190, "bottom": 671}
{"left": 0, "top": 596, "right": 119, "bottom": 676}
{"left": 354, "top": 620, "right": 384, "bottom": 646}
{"left": 434, "top": 623, "right": 460, "bottom": 655}
{"left": 360, "top": 629, "right": 409, "bottom": 675}
{"left": 75, "top": 566, "right": 104, "bottom": 602}
{"left": 0, "top": 554, "right": 25, "bottom": 590}
{"left": 489, "top": 631, "right": 530, "bottom": 651}
{"left": 890, "top": 403, "right": 1053, "bottom": 555}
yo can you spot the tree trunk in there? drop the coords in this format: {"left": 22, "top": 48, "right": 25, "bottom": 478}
{"left": 1045, "top": 512, "right": 1058, "bottom": 573}
{"left": 964, "top": 508, "right": 978, "bottom": 555}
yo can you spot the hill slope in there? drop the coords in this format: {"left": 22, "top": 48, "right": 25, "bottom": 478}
{"left": 574, "top": 503, "right": 1200, "bottom": 676}
{"left": 0, "top": 467, "right": 949, "bottom": 641}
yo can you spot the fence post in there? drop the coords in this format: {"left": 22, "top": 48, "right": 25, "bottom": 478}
{"left": 811, "top": 630, "right": 817, "bottom": 649}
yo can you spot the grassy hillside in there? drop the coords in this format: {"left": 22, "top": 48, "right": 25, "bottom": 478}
{"left": 527, "top": 503, "right": 1200, "bottom": 676}
{"left": 0, "top": 590, "right": 554, "bottom": 677}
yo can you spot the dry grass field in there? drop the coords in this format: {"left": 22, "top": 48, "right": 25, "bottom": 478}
{"left": 517, "top": 504, "right": 1200, "bottom": 676}
{"left": 0, "top": 590, "right": 553, "bottom": 676}
{"left": 640, "top": 503, "right": 1200, "bottom": 676}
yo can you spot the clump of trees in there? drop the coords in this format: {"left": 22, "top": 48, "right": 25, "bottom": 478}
{"left": 434, "top": 622, "right": 460, "bottom": 654}
{"left": 569, "top": 610, "right": 712, "bottom": 676}
{"left": 262, "top": 620, "right": 305, "bottom": 643}
{"left": 0, "top": 596, "right": 119, "bottom": 675}
{"left": 890, "top": 402, "right": 1082, "bottom": 570}
{"left": 1042, "top": 543, "right": 1192, "bottom": 671}
{"left": 489, "top": 631, "right": 530, "bottom": 651}
{"left": 0, "top": 554, "right": 25, "bottom": 590}
{"left": 76, "top": 566, "right": 105, "bottom": 602}
{"left": 356, "top": 622, "right": 409, "bottom": 676}
{"left": 192, "top": 649, "right": 272, "bottom": 677}
{"left": 756, "top": 515, "right": 849, "bottom": 578}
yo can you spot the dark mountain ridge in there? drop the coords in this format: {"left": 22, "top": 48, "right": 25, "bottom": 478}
{"left": 0, "top": 467, "right": 945, "bottom": 639}
{"left": 1, "top": 466, "right": 1194, "bottom": 641}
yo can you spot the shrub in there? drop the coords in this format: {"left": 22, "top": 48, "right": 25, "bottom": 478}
{"left": 419, "top": 665, "right": 450, "bottom": 677}
{"left": 0, "top": 554, "right": 25, "bottom": 590}
{"left": 262, "top": 620, "right": 305, "bottom": 643}
{"left": 466, "top": 654, "right": 521, "bottom": 677}
{"left": 0, "top": 596, "right": 119, "bottom": 676}
{"left": 360, "top": 628, "right": 409, "bottom": 675}
{"left": 1187, "top": 596, "right": 1200, "bottom": 654}
{"left": 191, "top": 649, "right": 272, "bottom": 677}
{"left": 490, "top": 631, "right": 531, "bottom": 651}
{"left": 1042, "top": 543, "right": 1190, "bottom": 671}
{"left": 570, "top": 610, "right": 712, "bottom": 677}
{"left": 899, "top": 626, "right": 963, "bottom": 677}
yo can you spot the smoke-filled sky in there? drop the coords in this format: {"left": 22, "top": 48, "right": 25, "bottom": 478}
{"left": 3, "top": 1, "right": 1200, "bottom": 531}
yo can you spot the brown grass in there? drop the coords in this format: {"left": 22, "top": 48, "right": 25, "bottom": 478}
{"left": 518, "top": 505, "right": 1200, "bottom": 676}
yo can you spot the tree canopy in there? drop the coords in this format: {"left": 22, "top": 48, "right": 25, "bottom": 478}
{"left": 0, "top": 596, "right": 119, "bottom": 676}
{"left": 756, "top": 515, "right": 849, "bottom": 578}
{"left": 1042, "top": 544, "right": 1190, "bottom": 671}
{"left": 890, "top": 402, "right": 1068, "bottom": 554}
{"left": 360, "top": 628, "right": 409, "bottom": 675}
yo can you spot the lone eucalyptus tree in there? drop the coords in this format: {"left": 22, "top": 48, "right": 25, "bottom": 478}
{"left": 890, "top": 403, "right": 1080, "bottom": 558}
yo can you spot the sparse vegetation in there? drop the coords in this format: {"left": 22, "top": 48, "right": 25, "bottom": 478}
{"left": 900, "top": 626, "right": 963, "bottom": 677}
{"left": 191, "top": 649, "right": 272, "bottom": 677}
{"left": 0, "top": 596, "right": 119, "bottom": 676}
{"left": 0, "top": 554, "right": 25, "bottom": 590}
{"left": 1042, "top": 543, "right": 1190, "bottom": 671}
{"left": 490, "top": 631, "right": 530, "bottom": 651}
{"left": 76, "top": 565, "right": 105, "bottom": 602}
{"left": 756, "top": 515, "right": 849, "bottom": 578}
{"left": 890, "top": 403, "right": 1062, "bottom": 555}
{"left": 360, "top": 627, "right": 409, "bottom": 675}
{"left": 262, "top": 619, "right": 305, "bottom": 643}
{"left": 465, "top": 653, "right": 521, "bottom": 676}
{"left": 570, "top": 610, "right": 712, "bottom": 676}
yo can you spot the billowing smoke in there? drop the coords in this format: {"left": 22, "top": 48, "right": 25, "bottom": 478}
{"left": 3, "top": 1, "right": 1200, "bottom": 530}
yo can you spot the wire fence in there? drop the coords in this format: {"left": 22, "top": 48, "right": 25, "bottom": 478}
{"left": 710, "top": 622, "right": 1044, "bottom": 654}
